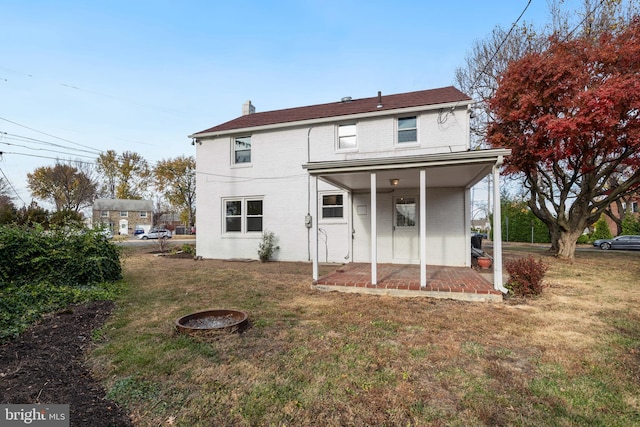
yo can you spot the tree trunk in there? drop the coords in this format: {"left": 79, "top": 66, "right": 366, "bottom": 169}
{"left": 556, "top": 230, "right": 583, "bottom": 259}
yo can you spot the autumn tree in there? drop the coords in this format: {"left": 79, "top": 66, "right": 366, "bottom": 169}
{"left": 96, "top": 150, "right": 150, "bottom": 199}
{"left": 27, "top": 161, "right": 97, "bottom": 212}
{"left": 487, "top": 18, "right": 640, "bottom": 259}
{"left": 153, "top": 155, "right": 196, "bottom": 227}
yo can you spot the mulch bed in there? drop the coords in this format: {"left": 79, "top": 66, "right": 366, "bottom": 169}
{"left": 0, "top": 301, "right": 133, "bottom": 426}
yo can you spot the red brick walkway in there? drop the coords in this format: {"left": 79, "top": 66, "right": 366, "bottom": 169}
{"left": 313, "top": 263, "right": 502, "bottom": 302}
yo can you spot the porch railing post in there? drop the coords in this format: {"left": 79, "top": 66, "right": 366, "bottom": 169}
{"left": 370, "top": 172, "right": 377, "bottom": 285}
{"left": 311, "top": 175, "right": 319, "bottom": 281}
{"left": 420, "top": 169, "right": 426, "bottom": 288}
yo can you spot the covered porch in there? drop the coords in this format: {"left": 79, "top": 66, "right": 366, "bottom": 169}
{"left": 313, "top": 263, "right": 501, "bottom": 302}
{"left": 303, "top": 148, "right": 512, "bottom": 297}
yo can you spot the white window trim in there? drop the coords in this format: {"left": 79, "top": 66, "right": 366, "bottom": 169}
{"left": 232, "top": 135, "right": 252, "bottom": 168}
{"left": 335, "top": 123, "right": 358, "bottom": 152}
{"left": 222, "top": 196, "right": 264, "bottom": 235}
{"left": 139, "top": 211, "right": 148, "bottom": 218}
{"left": 395, "top": 115, "right": 419, "bottom": 148}
{"left": 100, "top": 211, "right": 108, "bottom": 217}
{"left": 319, "top": 191, "right": 347, "bottom": 224}
{"left": 120, "top": 211, "right": 128, "bottom": 217}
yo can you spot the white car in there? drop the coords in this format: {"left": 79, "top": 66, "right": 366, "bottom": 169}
{"left": 138, "top": 228, "right": 172, "bottom": 240}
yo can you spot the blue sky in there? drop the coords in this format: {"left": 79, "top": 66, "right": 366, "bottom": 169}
{"left": 0, "top": 0, "right": 576, "bottom": 207}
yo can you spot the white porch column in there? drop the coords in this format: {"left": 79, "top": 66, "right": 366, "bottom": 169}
{"left": 420, "top": 169, "right": 427, "bottom": 288}
{"left": 311, "top": 175, "right": 319, "bottom": 281}
{"left": 492, "top": 157, "right": 508, "bottom": 293}
{"left": 370, "top": 172, "right": 377, "bottom": 285}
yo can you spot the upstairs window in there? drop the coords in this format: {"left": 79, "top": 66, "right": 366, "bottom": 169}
{"left": 120, "top": 211, "right": 128, "bottom": 217}
{"left": 322, "top": 194, "right": 344, "bottom": 219}
{"left": 397, "top": 116, "right": 417, "bottom": 144}
{"left": 338, "top": 124, "right": 357, "bottom": 150}
{"left": 139, "top": 211, "right": 148, "bottom": 218}
{"left": 100, "top": 210, "right": 108, "bottom": 217}
{"left": 234, "top": 136, "right": 251, "bottom": 164}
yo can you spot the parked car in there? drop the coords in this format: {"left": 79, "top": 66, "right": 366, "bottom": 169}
{"left": 99, "top": 228, "right": 114, "bottom": 239}
{"left": 134, "top": 228, "right": 145, "bottom": 235}
{"left": 593, "top": 235, "right": 640, "bottom": 250}
{"left": 138, "top": 228, "right": 172, "bottom": 240}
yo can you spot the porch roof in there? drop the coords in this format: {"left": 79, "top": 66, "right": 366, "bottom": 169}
{"left": 302, "top": 148, "right": 511, "bottom": 191}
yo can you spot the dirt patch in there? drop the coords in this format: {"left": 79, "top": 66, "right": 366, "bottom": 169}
{"left": 0, "top": 301, "right": 132, "bottom": 427}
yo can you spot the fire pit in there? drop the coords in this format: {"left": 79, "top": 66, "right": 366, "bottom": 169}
{"left": 175, "top": 309, "right": 248, "bottom": 334}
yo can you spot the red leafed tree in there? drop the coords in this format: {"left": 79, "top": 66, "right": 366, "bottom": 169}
{"left": 488, "top": 18, "right": 640, "bottom": 259}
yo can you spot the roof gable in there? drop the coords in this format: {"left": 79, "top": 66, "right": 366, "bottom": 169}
{"left": 191, "top": 86, "right": 471, "bottom": 136}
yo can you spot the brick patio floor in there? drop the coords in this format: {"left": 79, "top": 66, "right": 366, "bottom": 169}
{"left": 313, "top": 263, "right": 503, "bottom": 302}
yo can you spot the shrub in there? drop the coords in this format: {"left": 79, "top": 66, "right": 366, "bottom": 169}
{"left": 0, "top": 224, "right": 124, "bottom": 341}
{"left": 0, "top": 224, "right": 122, "bottom": 289}
{"left": 621, "top": 212, "right": 640, "bottom": 235}
{"left": 180, "top": 243, "right": 196, "bottom": 255}
{"left": 258, "top": 231, "right": 279, "bottom": 262}
{"left": 577, "top": 234, "right": 591, "bottom": 244}
{"left": 592, "top": 215, "right": 613, "bottom": 241}
{"left": 505, "top": 256, "right": 548, "bottom": 297}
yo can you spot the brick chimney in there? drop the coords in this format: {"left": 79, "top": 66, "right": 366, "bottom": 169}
{"left": 242, "top": 100, "right": 255, "bottom": 115}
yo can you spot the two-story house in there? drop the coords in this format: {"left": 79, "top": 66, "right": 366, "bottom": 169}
{"left": 190, "top": 87, "right": 510, "bottom": 293}
{"left": 93, "top": 198, "right": 153, "bottom": 235}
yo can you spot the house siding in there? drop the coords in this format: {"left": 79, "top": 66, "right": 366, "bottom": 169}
{"left": 308, "top": 107, "right": 469, "bottom": 163}
{"left": 196, "top": 127, "right": 349, "bottom": 262}
{"left": 194, "top": 88, "right": 478, "bottom": 267}
{"left": 351, "top": 187, "right": 467, "bottom": 265}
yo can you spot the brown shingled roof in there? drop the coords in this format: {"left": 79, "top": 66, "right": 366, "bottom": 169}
{"left": 192, "top": 86, "right": 471, "bottom": 135}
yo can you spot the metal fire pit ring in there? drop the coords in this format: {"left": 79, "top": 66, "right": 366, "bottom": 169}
{"left": 175, "top": 309, "right": 248, "bottom": 334}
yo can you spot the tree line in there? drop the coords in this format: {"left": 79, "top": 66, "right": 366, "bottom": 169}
{"left": 0, "top": 151, "right": 195, "bottom": 229}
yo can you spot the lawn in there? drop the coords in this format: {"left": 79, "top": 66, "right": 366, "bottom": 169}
{"left": 90, "top": 244, "right": 640, "bottom": 426}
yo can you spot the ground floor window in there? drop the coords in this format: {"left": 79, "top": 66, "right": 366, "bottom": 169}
{"left": 224, "top": 197, "right": 263, "bottom": 233}
{"left": 322, "top": 194, "right": 344, "bottom": 219}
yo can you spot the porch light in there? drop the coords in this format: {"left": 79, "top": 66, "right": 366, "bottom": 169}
{"left": 389, "top": 178, "right": 399, "bottom": 186}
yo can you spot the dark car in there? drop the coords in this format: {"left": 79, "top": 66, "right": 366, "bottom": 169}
{"left": 593, "top": 235, "right": 640, "bottom": 250}
{"left": 134, "top": 228, "right": 145, "bottom": 235}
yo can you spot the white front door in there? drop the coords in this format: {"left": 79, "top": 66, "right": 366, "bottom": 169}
{"left": 392, "top": 196, "right": 419, "bottom": 262}
{"left": 119, "top": 219, "right": 129, "bottom": 235}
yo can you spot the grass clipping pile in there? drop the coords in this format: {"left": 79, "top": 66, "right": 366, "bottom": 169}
{"left": 0, "top": 301, "right": 132, "bottom": 427}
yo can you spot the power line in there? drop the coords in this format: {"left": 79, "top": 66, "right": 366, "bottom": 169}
{"left": 0, "top": 116, "right": 107, "bottom": 154}
{"left": 0, "top": 165, "right": 26, "bottom": 205}
{"left": 1, "top": 132, "right": 103, "bottom": 156}
{"left": 468, "top": 0, "right": 532, "bottom": 96}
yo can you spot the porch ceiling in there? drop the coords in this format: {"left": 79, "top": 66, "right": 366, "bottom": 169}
{"left": 303, "top": 148, "right": 510, "bottom": 192}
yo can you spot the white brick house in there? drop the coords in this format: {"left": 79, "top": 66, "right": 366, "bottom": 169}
{"left": 190, "top": 87, "right": 510, "bottom": 291}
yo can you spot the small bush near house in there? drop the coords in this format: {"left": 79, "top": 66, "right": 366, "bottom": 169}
{"left": 179, "top": 243, "right": 196, "bottom": 255}
{"left": 258, "top": 230, "right": 279, "bottom": 262}
{"left": 505, "top": 255, "right": 548, "bottom": 297}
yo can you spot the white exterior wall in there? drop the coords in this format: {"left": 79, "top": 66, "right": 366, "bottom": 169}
{"left": 309, "top": 107, "right": 469, "bottom": 163}
{"left": 195, "top": 104, "right": 470, "bottom": 265}
{"left": 352, "top": 187, "right": 467, "bottom": 265}
{"left": 196, "top": 126, "right": 350, "bottom": 263}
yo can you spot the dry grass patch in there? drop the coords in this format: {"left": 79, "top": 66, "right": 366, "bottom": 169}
{"left": 90, "top": 245, "right": 640, "bottom": 426}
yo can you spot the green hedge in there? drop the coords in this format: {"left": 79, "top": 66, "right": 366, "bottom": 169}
{"left": 0, "top": 224, "right": 123, "bottom": 341}
{"left": 0, "top": 225, "right": 121, "bottom": 288}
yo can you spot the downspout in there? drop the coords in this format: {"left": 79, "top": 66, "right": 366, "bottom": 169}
{"left": 492, "top": 155, "right": 508, "bottom": 294}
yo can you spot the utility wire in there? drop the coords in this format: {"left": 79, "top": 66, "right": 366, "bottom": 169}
{"left": 0, "top": 116, "right": 104, "bottom": 154}
{"left": 0, "top": 165, "right": 26, "bottom": 205}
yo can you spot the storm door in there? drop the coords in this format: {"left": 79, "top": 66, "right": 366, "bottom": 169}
{"left": 392, "top": 196, "right": 419, "bottom": 262}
